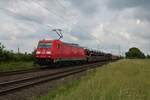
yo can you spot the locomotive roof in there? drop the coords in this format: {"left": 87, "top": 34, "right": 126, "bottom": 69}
{"left": 39, "top": 39, "right": 60, "bottom": 42}
{"left": 39, "top": 39, "right": 83, "bottom": 48}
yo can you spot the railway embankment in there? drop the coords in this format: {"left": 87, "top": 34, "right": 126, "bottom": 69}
{"left": 35, "top": 59, "right": 150, "bottom": 100}
{"left": 0, "top": 62, "right": 107, "bottom": 100}
{"left": 0, "top": 61, "right": 34, "bottom": 72}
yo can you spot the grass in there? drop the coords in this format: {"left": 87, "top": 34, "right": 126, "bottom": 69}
{"left": 34, "top": 59, "right": 150, "bottom": 100}
{"left": 0, "top": 61, "right": 34, "bottom": 72}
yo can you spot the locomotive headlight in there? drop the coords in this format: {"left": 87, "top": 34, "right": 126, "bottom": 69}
{"left": 46, "top": 51, "right": 51, "bottom": 54}
{"left": 36, "top": 51, "right": 41, "bottom": 54}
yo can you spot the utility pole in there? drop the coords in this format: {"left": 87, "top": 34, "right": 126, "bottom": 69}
{"left": 118, "top": 45, "right": 121, "bottom": 57}
{"left": 97, "top": 39, "right": 101, "bottom": 51}
{"left": 17, "top": 44, "right": 20, "bottom": 54}
{"left": 97, "top": 44, "right": 100, "bottom": 51}
{"left": 149, "top": 43, "right": 150, "bottom": 55}
{"left": 18, "top": 47, "right": 20, "bottom": 54}
{"left": 149, "top": 41, "right": 150, "bottom": 55}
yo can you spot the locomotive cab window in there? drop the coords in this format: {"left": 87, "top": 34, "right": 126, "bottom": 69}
{"left": 57, "top": 44, "right": 61, "bottom": 49}
{"left": 38, "top": 42, "right": 52, "bottom": 48}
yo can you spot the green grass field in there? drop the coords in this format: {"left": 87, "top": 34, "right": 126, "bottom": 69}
{"left": 0, "top": 61, "right": 34, "bottom": 72}
{"left": 35, "top": 59, "right": 150, "bottom": 100}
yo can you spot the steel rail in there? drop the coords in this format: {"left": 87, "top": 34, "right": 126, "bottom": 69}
{"left": 0, "top": 62, "right": 106, "bottom": 96}
{"left": 0, "top": 68, "right": 41, "bottom": 77}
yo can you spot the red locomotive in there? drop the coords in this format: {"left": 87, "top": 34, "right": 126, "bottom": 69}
{"left": 34, "top": 29, "right": 119, "bottom": 67}
{"left": 35, "top": 39, "right": 87, "bottom": 65}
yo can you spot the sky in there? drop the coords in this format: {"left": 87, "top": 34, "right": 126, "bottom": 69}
{"left": 0, "top": 0, "right": 150, "bottom": 55}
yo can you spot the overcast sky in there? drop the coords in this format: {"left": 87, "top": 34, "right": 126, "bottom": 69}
{"left": 0, "top": 0, "right": 150, "bottom": 55}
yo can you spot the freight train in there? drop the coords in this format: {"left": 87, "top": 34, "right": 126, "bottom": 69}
{"left": 34, "top": 39, "right": 119, "bottom": 67}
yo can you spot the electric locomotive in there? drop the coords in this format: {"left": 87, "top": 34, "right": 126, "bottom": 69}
{"left": 34, "top": 29, "right": 119, "bottom": 67}
{"left": 34, "top": 39, "right": 87, "bottom": 66}
{"left": 34, "top": 29, "right": 87, "bottom": 66}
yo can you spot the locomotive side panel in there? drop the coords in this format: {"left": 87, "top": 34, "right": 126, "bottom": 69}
{"left": 55, "top": 43, "right": 86, "bottom": 62}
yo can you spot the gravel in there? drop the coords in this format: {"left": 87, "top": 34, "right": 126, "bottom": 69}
{"left": 0, "top": 69, "right": 88, "bottom": 100}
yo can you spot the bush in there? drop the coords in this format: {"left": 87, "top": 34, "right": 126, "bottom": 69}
{"left": 147, "top": 55, "right": 150, "bottom": 59}
{"left": 0, "top": 42, "right": 34, "bottom": 63}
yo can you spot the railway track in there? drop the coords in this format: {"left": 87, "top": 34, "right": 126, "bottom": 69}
{"left": 0, "top": 65, "right": 77, "bottom": 77}
{"left": 0, "top": 68, "right": 41, "bottom": 77}
{"left": 0, "top": 62, "right": 107, "bottom": 96}
{"left": 0, "top": 63, "right": 95, "bottom": 77}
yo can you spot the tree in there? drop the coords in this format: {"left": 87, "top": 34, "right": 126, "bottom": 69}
{"left": 125, "top": 47, "right": 145, "bottom": 59}
{"left": 0, "top": 42, "right": 5, "bottom": 53}
{"left": 0, "top": 42, "right": 33, "bottom": 62}
{"left": 147, "top": 55, "right": 150, "bottom": 59}
{"left": 0, "top": 42, "right": 5, "bottom": 61}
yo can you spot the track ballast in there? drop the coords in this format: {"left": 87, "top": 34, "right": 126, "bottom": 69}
{"left": 0, "top": 62, "right": 107, "bottom": 96}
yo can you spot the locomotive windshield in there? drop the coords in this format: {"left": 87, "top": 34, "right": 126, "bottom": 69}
{"left": 38, "top": 42, "right": 52, "bottom": 48}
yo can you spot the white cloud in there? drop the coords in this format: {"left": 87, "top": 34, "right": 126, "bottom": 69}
{"left": 136, "top": 19, "right": 141, "bottom": 24}
{"left": 0, "top": 0, "right": 149, "bottom": 55}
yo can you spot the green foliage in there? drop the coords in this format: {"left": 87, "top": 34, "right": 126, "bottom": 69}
{"left": 147, "top": 55, "right": 150, "bottom": 59}
{"left": 0, "top": 42, "right": 34, "bottom": 63}
{"left": 0, "top": 61, "right": 34, "bottom": 72}
{"left": 125, "top": 47, "right": 145, "bottom": 59}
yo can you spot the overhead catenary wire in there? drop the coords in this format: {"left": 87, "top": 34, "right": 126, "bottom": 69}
{"left": 35, "top": 0, "right": 83, "bottom": 33}
{"left": 55, "top": 0, "right": 67, "bottom": 12}
{"left": 12, "top": 0, "right": 94, "bottom": 40}
{"left": 35, "top": 1, "right": 68, "bottom": 24}
{"left": 36, "top": 0, "right": 88, "bottom": 33}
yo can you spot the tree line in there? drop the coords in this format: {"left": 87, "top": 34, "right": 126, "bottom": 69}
{"left": 0, "top": 42, "right": 150, "bottom": 62}
{"left": 0, "top": 42, "right": 34, "bottom": 63}
{"left": 126, "top": 47, "right": 150, "bottom": 59}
